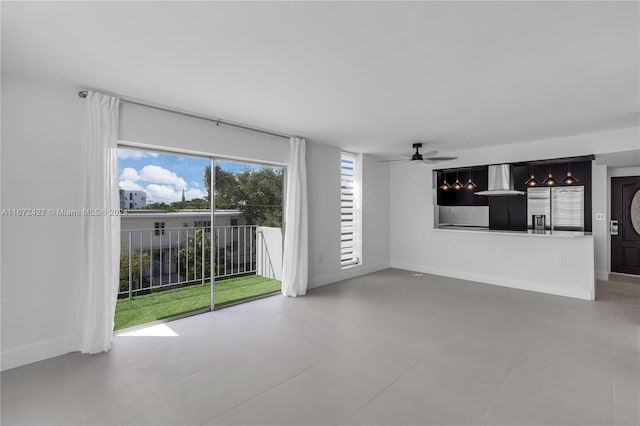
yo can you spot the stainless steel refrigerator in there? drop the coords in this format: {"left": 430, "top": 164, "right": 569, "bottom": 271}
{"left": 551, "top": 186, "right": 584, "bottom": 231}
{"left": 527, "top": 186, "right": 584, "bottom": 231}
{"left": 527, "top": 187, "right": 551, "bottom": 230}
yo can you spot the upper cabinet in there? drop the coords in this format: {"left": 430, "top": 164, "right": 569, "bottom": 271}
{"left": 436, "top": 166, "right": 489, "bottom": 206}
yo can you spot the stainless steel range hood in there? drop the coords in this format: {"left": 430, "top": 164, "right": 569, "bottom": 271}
{"left": 474, "top": 164, "right": 525, "bottom": 196}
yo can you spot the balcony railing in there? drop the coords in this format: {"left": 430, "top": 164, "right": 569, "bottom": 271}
{"left": 119, "top": 225, "right": 258, "bottom": 299}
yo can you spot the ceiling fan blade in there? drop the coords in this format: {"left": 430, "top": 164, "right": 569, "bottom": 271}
{"left": 422, "top": 150, "right": 438, "bottom": 158}
{"left": 378, "top": 158, "right": 410, "bottom": 163}
{"left": 425, "top": 156, "right": 459, "bottom": 162}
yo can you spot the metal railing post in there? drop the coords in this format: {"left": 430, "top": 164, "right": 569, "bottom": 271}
{"left": 159, "top": 231, "right": 162, "bottom": 288}
{"left": 128, "top": 231, "right": 132, "bottom": 300}
{"left": 139, "top": 232, "right": 143, "bottom": 296}
{"left": 149, "top": 229, "right": 153, "bottom": 292}
{"left": 201, "top": 227, "right": 205, "bottom": 285}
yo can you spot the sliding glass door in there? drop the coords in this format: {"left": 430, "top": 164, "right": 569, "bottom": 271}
{"left": 212, "top": 160, "right": 284, "bottom": 308}
{"left": 115, "top": 147, "right": 284, "bottom": 331}
{"left": 116, "top": 147, "right": 213, "bottom": 330}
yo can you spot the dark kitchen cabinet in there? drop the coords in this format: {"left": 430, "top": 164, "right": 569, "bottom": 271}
{"left": 488, "top": 196, "right": 527, "bottom": 231}
{"left": 436, "top": 166, "right": 488, "bottom": 206}
{"left": 436, "top": 157, "right": 593, "bottom": 232}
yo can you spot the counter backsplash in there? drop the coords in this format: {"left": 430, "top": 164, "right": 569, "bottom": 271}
{"left": 438, "top": 205, "right": 489, "bottom": 227}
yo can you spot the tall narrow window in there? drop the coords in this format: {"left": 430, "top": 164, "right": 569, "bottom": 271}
{"left": 341, "top": 152, "right": 362, "bottom": 268}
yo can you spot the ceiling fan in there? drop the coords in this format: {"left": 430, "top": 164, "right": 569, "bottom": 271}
{"left": 381, "top": 143, "right": 458, "bottom": 164}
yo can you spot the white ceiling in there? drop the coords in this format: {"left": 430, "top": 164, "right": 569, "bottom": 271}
{"left": 2, "top": 1, "right": 638, "bottom": 156}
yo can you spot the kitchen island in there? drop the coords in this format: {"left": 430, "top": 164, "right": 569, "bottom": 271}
{"left": 397, "top": 225, "right": 595, "bottom": 300}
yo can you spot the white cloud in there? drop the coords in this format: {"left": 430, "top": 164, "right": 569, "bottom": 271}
{"left": 146, "top": 184, "right": 179, "bottom": 203}
{"left": 117, "top": 149, "right": 159, "bottom": 160}
{"left": 120, "top": 167, "right": 141, "bottom": 181}
{"left": 139, "top": 165, "right": 187, "bottom": 190}
{"left": 145, "top": 184, "right": 207, "bottom": 203}
{"left": 185, "top": 188, "right": 206, "bottom": 200}
{"left": 119, "top": 180, "right": 145, "bottom": 191}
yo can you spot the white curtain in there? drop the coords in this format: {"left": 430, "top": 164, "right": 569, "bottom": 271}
{"left": 282, "top": 137, "right": 309, "bottom": 297}
{"left": 69, "top": 91, "right": 120, "bottom": 353}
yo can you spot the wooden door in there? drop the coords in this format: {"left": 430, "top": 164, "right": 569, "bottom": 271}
{"left": 611, "top": 176, "right": 640, "bottom": 275}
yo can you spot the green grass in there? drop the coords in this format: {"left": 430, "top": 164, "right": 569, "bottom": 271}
{"left": 114, "top": 275, "right": 281, "bottom": 331}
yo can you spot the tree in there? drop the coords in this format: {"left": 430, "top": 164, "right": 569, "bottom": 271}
{"left": 177, "top": 229, "right": 212, "bottom": 282}
{"left": 204, "top": 165, "right": 236, "bottom": 208}
{"left": 147, "top": 202, "right": 175, "bottom": 211}
{"left": 234, "top": 168, "right": 283, "bottom": 226}
{"left": 203, "top": 165, "right": 283, "bottom": 226}
{"left": 119, "top": 248, "right": 151, "bottom": 295}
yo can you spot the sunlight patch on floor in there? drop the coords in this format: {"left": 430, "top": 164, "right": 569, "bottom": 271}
{"left": 119, "top": 323, "right": 179, "bottom": 337}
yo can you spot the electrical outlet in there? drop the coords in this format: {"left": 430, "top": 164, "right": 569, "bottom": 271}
{"left": 553, "top": 252, "right": 562, "bottom": 262}
{"left": 595, "top": 213, "right": 605, "bottom": 221}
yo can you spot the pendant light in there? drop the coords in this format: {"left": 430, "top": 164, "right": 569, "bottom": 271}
{"left": 452, "top": 171, "right": 463, "bottom": 190}
{"left": 562, "top": 162, "right": 579, "bottom": 185}
{"left": 440, "top": 172, "right": 452, "bottom": 190}
{"left": 542, "top": 164, "right": 556, "bottom": 186}
{"left": 524, "top": 166, "right": 538, "bottom": 187}
{"left": 465, "top": 168, "right": 477, "bottom": 190}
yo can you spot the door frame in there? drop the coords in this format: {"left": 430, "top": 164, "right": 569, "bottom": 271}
{"left": 609, "top": 171, "right": 640, "bottom": 276}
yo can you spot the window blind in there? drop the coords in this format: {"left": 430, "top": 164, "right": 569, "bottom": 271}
{"left": 341, "top": 152, "right": 360, "bottom": 268}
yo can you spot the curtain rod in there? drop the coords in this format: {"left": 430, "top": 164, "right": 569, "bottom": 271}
{"left": 77, "top": 90, "right": 293, "bottom": 140}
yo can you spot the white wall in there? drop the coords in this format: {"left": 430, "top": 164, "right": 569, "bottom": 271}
{"left": 609, "top": 167, "right": 640, "bottom": 178}
{"left": 306, "top": 143, "right": 391, "bottom": 288}
{"left": 119, "top": 102, "right": 289, "bottom": 166}
{"left": 1, "top": 76, "right": 86, "bottom": 370}
{"left": 0, "top": 74, "right": 391, "bottom": 370}
{"left": 256, "top": 226, "right": 283, "bottom": 281}
{"left": 390, "top": 126, "right": 639, "bottom": 292}
{"left": 592, "top": 163, "right": 609, "bottom": 279}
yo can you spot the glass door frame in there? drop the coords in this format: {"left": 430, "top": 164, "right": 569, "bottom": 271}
{"left": 116, "top": 141, "right": 286, "bottom": 324}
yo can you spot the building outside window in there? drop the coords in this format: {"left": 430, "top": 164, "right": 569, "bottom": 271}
{"left": 154, "top": 222, "right": 165, "bottom": 236}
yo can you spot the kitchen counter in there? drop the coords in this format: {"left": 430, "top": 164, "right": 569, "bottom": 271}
{"left": 393, "top": 223, "right": 596, "bottom": 301}
{"left": 436, "top": 224, "right": 592, "bottom": 238}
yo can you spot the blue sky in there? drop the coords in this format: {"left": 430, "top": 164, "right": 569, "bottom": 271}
{"left": 117, "top": 148, "right": 281, "bottom": 204}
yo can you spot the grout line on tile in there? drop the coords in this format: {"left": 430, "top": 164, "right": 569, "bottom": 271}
{"left": 476, "top": 351, "right": 526, "bottom": 426}
{"left": 198, "top": 334, "right": 380, "bottom": 426}
{"left": 344, "top": 349, "right": 434, "bottom": 422}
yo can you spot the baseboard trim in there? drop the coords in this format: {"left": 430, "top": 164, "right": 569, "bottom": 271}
{"left": 596, "top": 271, "right": 609, "bottom": 281}
{"left": 390, "top": 261, "right": 594, "bottom": 301}
{"left": 308, "top": 263, "right": 391, "bottom": 290}
{"left": 1, "top": 336, "right": 69, "bottom": 372}
{"left": 608, "top": 272, "right": 640, "bottom": 284}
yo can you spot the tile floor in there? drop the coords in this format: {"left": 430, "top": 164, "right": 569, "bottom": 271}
{"left": 2, "top": 269, "right": 639, "bottom": 425}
